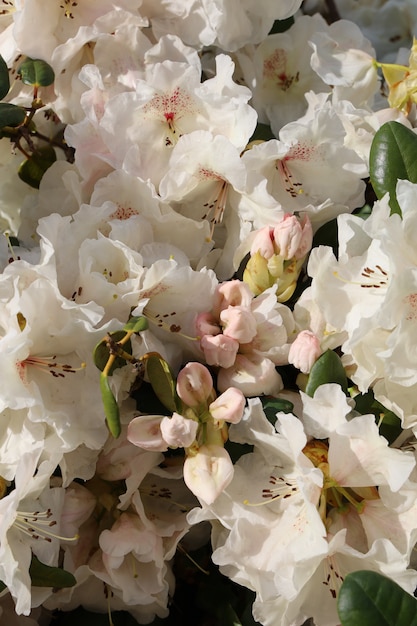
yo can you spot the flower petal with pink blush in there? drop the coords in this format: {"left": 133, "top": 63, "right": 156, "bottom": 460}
{"left": 160, "top": 413, "right": 198, "bottom": 448}
{"left": 220, "top": 305, "right": 257, "bottom": 343}
{"left": 200, "top": 334, "right": 239, "bottom": 368}
{"left": 176, "top": 362, "right": 214, "bottom": 406}
{"left": 209, "top": 388, "right": 245, "bottom": 424}
{"left": 183, "top": 445, "right": 234, "bottom": 504}
{"left": 288, "top": 330, "right": 322, "bottom": 374}
{"left": 127, "top": 415, "right": 168, "bottom": 452}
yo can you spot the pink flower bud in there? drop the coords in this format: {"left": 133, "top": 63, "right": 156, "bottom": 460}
{"left": 209, "top": 387, "right": 245, "bottom": 424}
{"left": 200, "top": 333, "right": 239, "bottom": 368}
{"left": 295, "top": 215, "right": 313, "bottom": 260}
{"left": 183, "top": 444, "right": 234, "bottom": 504}
{"left": 288, "top": 330, "right": 321, "bottom": 373}
{"left": 213, "top": 280, "right": 253, "bottom": 316}
{"left": 217, "top": 354, "right": 283, "bottom": 396}
{"left": 127, "top": 415, "right": 168, "bottom": 451}
{"left": 160, "top": 412, "right": 198, "bottom": 448}
{"left": 250, "top": 226, "right": 275, "bottom": 258}
{"left": 273, "top": 214, "right": 303, "bottom": 259}
{"left": 220, "top": 305, "right": 257, "bottom": 343}
{"left": 195, "top": 311, "right": 221, "bottom": 337}
{"left": 176, "top": 362, "right": 213, "bottom": 406}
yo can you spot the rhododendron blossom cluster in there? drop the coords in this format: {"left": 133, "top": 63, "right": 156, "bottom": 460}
{"left": 0, "top": 1, "right": 417, "bottom": 625}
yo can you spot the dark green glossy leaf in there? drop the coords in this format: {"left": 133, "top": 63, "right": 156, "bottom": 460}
{"left": 312, "top": 217, "right": 338, "bottom": 257}
{"left": 18, "top": 145, "right": 56, "bottom": 189}
{"left": 123, "top": 315, "right": 148, "bottom": 333}
{"left": 146, "top": 354, "right": 178, "bottom": 413}
{"left": 305, "top": 349, "right": 348, "bottom": 397}
{"left": 0, "top": 580, "right": 6, "bottom": 593}
{"left": 100, "top": 373, "right": 121, "bottom": 438}
{"left": 369, "top": 121, "right": 417, "bottom": 215}
{"left": 337, "top": 570, "right": 417, "bottom": 626}
{"left": 93, "top": 330, "right": 132, "bottom": 374}
{"left": 354, "top": 390, "right": 402, "bottom": 444}
{"left": 0, "top": 54, "right": 10, "bottom": 99}
{"left": 220, "top": 604, "right": 242, "bottom": 626}
{"left": 268, "top": 16, "right": 294, "bottom": 34}
{"left": 29, "top": 556, "right": 76, "bottom": 589}
{"left": 18, "top": 57, "right": 55, "bottom": 87}
{"left": 261, "top": 396, "right": 294, "bottom": 425}
{"left": 0, "top": 102, "right": 26, "bottom": 129}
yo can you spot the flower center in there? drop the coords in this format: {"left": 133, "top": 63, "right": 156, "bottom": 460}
{"left": 263, "top": 49, "right": 300, "bottom": 92}
{"left": 143, "top": 87, "right": 196, "bottom": 147}
{"left": 14, "top": 508, "right": 78, "bottom": 543}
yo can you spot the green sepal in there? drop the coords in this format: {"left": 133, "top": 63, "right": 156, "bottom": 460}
{"left": 100, "top": 372, "right": 121, "bottom": 438}
{"left": 93, "top": 330, "right": 132, "bottom": 374}
{"left": 305, "top": 349, "right": 348, "bottom": 397}
{"left": 17, "top": 57, "right": 55, "bottom": 87}
{"left": 123, "top": 315, "right": 148, "bottom": 333}
{"left": 29, "top": 555, "right": 76, "bottom": 589}
{"left": 369, "top": 120, "right": 417, "bottom": 215}
{"left": 145, "top": 354, "right": 178, "bottom": 413}
{"left": 18, "top": 145, "right": 57, "bottom": 189}
{"left": 0, "top": 102, "right": 26, "bottom": 129}
{"left": 0, "top": 54, "right": 10, "bottom": 99}
{"left": 337, "top": 570, "right": 417, "bottom": 626}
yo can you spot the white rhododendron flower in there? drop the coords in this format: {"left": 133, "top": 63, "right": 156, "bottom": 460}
{"left": 1, "top": 2, "right": 417, "bottom": 625}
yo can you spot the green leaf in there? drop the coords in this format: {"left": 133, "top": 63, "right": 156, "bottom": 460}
{"left": 268, "top": 16, "right": 294, "bottom": 34}
{"left": 18, "top": 145, "right": 57, "bottom": 189}
{"left": 261, "top": 396, "right": 294, "bottom": 425}
{"left": 100, "top": 373, "right": 121, "bottom": 438}
{"left": 312, "top": 217, "right": 338, "bottom": 257}
{"left": 17, "top": 57, "right": 55, "bottom": 87}
{"left": 337, "top": 570, "right": 417, "bottom": 626}
{"left": 305, "top": 349, "right": 348, "bottom": 397}
{"left": 220, "top": 604, "right": 243, "bottom": 626}
{"left": 93, "top": 330, "right": 132, "bottom": 374}
{"left": 353, "top": 390, "right": 402, "bottom": 444}
{"left": 123, "top": 315, "right": 148, "bottom": 333}
{"left": 0, "top": 102, "right": 26, "bottom": 129}
{"left": 0, "top": 54, "right": 10, "bottom": 99}
{"left": 146, "top": 354, "right": 178, "bottom": 413}
{"left": 369, "top": 120, "right": 417, "bottom": 215}
{"left": 29, "top": 556, "right": 76, "bottom": 589}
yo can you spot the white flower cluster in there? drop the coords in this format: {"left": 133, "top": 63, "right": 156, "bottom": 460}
{"left": 0, "top": 1, "right": 416, "bottom": 625}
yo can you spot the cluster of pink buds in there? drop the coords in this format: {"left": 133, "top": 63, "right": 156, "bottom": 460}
{"left": 127, "top": 362, "right": 245, "bottom": 504}
{"left": 243, "top": 213, "right": 313, "bottom": 300}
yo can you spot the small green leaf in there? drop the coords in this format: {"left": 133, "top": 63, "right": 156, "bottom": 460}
{"left": 17, "top": 57, "right": 55, "bottom": 87}
{"left": 337, "top": 570, "right": 417, "bottom": 626}
{"left": 146, "top": 354, "right": 178, "bottom": 413}
{"left": 261, "top": 396, "right": 294, "bottom": 425}
{"left": 220, "top": 603, "right": 243, "bottom": 626}
{"left": 100, "top": 373, "right": 121, "bottom": 438}
{"left": 18, "top": 145, "right": 57, "bottom": 189}
{"left": 369, "top": 120, "right": 417, "bottom": 215}
{"left": 123, "top": 315, "right": 148, "bottom": 333}
{"left": 268, "top": 16, "right": 294, "bottom": 34}
{"left": 93, "top": 330, "right": 132, "bottom": 374}
{"left": 0, "top": 102, "right": 26, "bottom": 129}
{"left": 0, "top": 54, "right": 10, "bottom": 99}
{"left": 354, "top": 390, "right": 402, "bottom": 444}
{"left": 305, "top": 349, "right": 348, "bottom": 397}
{"left": 29, "top": 556, "right": 76, "bottom": 589}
